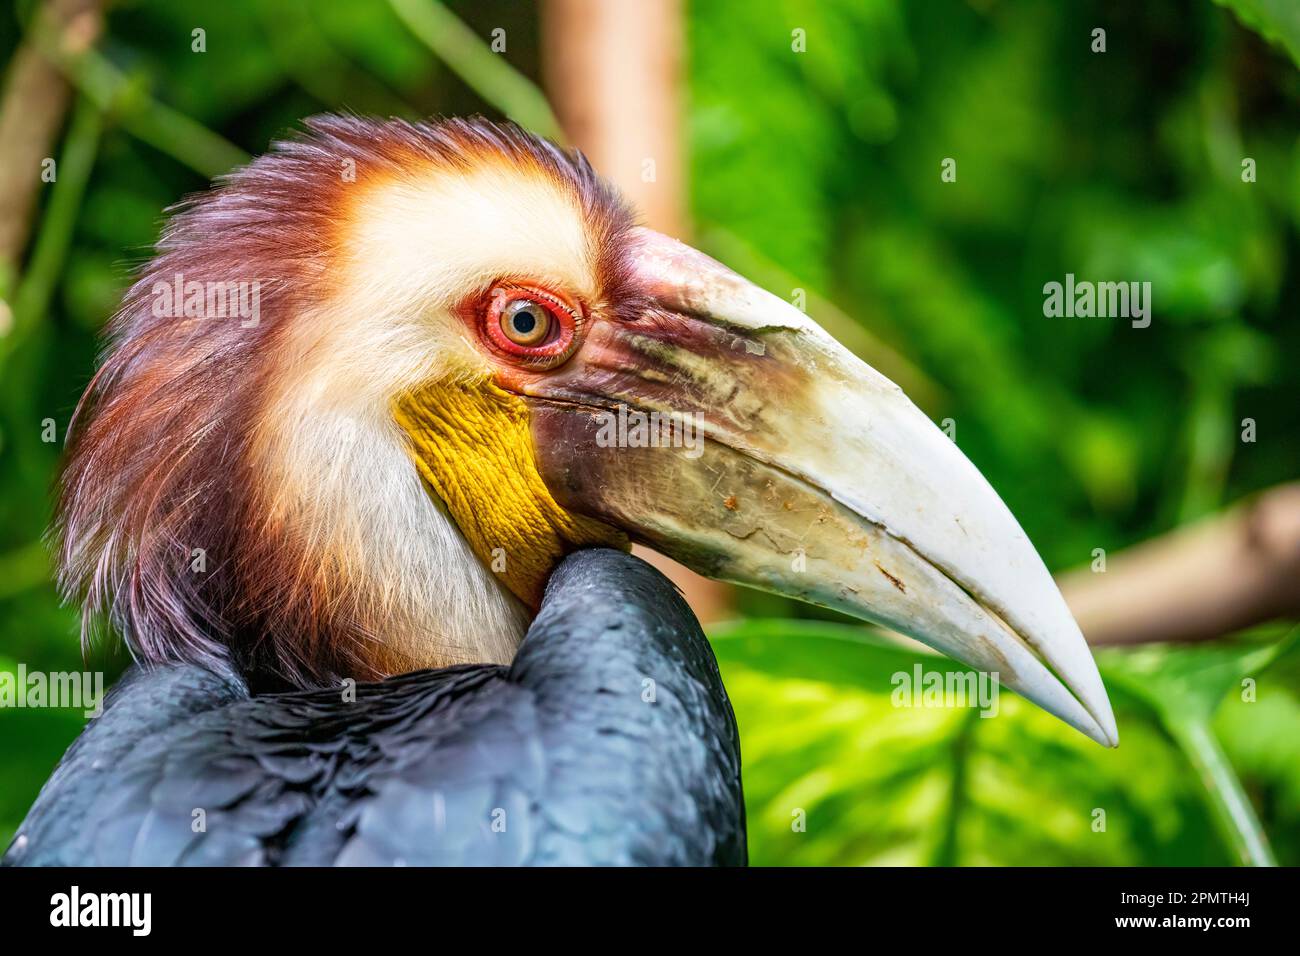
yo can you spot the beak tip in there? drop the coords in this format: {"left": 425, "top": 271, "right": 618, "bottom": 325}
{"left": 1075, "top": 654, "right": 1120, "bottom": 748}
{"left": 1079, "top": 693, "right": 1119, "bottom": 748}
{"left": 1091, "top": 721, "right": 1120, "bottom": 749}
{"left": 1098, "top": 707, "right": 1120, "bottom": 749}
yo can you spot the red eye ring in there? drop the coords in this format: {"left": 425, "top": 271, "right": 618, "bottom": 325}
{"left": 482, "top": 285, "right": 581, "bottom": 368}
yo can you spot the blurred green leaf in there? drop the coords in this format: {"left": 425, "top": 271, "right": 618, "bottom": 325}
{"left": 1214, "top": 0, "right": 1300, "bottom": 68}
{"left": 1099, "top": 630, "right": 1297, "bottom": 865}
{"left": 709, "top": 619, "right": 1253, "bottom": 865}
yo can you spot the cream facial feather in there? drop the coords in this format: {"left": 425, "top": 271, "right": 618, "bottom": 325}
{"left": 251, "top": 160, "right": 605, "bottom": 670}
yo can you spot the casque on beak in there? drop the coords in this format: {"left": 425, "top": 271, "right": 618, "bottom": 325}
{"left": 525, "top": 228, "right": 1118, "bottom": 747}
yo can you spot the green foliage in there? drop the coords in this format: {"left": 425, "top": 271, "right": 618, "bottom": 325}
{"left": 1, "top": 0, "right": 1297, "bottom": 863}
{"left": 712, "top": 620, "right": 1298, "bottom": 865}
{"left": 691, "top": 0, "right": 1300, "bottom": 565}
{"left": 1214, "top": 0, "right": 1300, "bottom": 67}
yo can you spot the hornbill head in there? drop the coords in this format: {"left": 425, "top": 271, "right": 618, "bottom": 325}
{"left": 58, "top": 116, "right": 1117, "bottom": 747}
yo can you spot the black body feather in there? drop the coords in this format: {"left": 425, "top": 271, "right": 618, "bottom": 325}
{"left": 3, "top": 550, "right": 745, "bottom": 866}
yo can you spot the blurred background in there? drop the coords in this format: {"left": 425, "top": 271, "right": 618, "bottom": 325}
{"left": 1, "top": 0, "right": 1298, "bottom": 865}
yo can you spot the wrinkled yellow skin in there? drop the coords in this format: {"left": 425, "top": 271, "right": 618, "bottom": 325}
{"left": 393, "top": 380, "right": 626, "bottom": 609}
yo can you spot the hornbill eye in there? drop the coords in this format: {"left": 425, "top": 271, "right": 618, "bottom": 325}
{"left": 501, "top": 299, "right": 549, "bottom": 345}
{"left": 484, "top": 287, "right": 578, "bottom": 366}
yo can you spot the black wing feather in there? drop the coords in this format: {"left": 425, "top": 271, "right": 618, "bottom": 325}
{"left": 3, "top": 550, "right": 745, "bottom": 866}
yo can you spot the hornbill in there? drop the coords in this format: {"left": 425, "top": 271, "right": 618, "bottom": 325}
{"left": 4, "top": 116, "right": 1116, "bottom": 867}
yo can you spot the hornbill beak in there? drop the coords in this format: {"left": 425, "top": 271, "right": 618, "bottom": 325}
{"left": 526, "top": 228, "right": 1118, "bottom": 747}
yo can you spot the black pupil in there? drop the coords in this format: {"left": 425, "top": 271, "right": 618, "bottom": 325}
{"left": 513, "top": 309, "right": 538, "bottom": 334}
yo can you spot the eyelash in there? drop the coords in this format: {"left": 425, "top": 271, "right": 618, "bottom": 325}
{"left": 482, "top": 285, "right": 583, "bottom": 369}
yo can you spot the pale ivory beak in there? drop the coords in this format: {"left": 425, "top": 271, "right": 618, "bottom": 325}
{"left": 525, "top": 228, "right": 1118, "bottom": 747}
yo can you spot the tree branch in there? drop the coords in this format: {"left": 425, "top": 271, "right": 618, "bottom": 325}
{"left": 0, "top": 0, "right": 103, "bottom": 287}
{"left": 1060, "top": 483, "right": 1300, "bottom": 646}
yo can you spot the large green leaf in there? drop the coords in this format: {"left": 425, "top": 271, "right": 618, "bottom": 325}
{"left": 710, "top": 619, "right": 1292, "bottom": 865}
{"left": 1098, "top": 629, "right": 1298, "bottom": 865}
